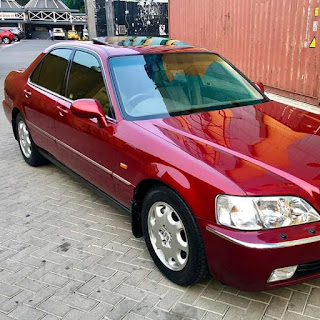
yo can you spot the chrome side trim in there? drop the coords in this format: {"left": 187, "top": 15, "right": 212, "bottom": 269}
{"left": 27, "top": 121, "right": 133, "bottom": 187}
{"left": 27, "top": 121, "right": 55, "bottom": 141}
{"left": 56, "top": 140, "right": 133, "bottom": 186}
{"left": 112, "top": 173, "right": 131, "bottom": 186}
{"left": 56, "top": 139, "right": 113, "bottom": 175}
{"left": 27, "top": 80, "right": 74, "bottom": 104}
{"left": 206, "top": 226, "right": 320, "bottom": 249}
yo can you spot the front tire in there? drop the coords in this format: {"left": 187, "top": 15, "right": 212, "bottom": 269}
{"left": 16, "top": 113, "right": 48, "bottom": 167}
{"left": 142, "top": 186, "right": 208, "bottom": 286}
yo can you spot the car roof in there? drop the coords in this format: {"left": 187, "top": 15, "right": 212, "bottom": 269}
{"left": 44, "top": 37, "right": 210, "bottom": 57}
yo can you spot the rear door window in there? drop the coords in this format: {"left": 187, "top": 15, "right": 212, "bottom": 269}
{"left": 65, "top": 50, "right": 111, "bottom": 116}
{"left": 37, "top": 48, "right": 72, "bottom": 94}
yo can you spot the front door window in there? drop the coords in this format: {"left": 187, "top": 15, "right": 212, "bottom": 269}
{"left": 66, "top": 50, "right": 111, "bottom": 117}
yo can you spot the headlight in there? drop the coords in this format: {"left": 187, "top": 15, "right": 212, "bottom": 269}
{"left": 216, "top": 195, "right": 319, "bottom": 230}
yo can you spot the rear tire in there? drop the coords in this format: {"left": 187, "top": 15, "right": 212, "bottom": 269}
{"left": 15, "top": 113, "right": 48, "bottom": 167}
{"left": 3, "top": 37, "right": 11, "bottom": 44}
{"left": 141, "top": 186, "right": 208, "bottom": 286}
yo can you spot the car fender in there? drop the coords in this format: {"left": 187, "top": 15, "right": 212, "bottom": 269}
{"left": 4, "top": 66, "right": 36, "bottom": 139}
{"left": 134, "top": 160, "right": 230, "bottom": 216}
{"left": 143, "top": 162, "right": 191, "bottom": 191}
{"left": 132, "top": 158, "right": 243, "bottom": 238}
{"left": 115, "top": 121, "right": 246, "bottom": 237}
{"left": 132, "top": 163, "right": 193, "bottom": 238}
{"left": 4, "top": 70, "right": 26, "bottom": 117}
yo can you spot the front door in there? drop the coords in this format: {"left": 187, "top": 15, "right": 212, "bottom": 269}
{"left": 54, "top": 49, "right": 117, "bottom": 198}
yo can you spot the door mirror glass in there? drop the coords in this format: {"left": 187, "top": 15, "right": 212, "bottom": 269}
{"left": 255, "top": 81, "right": 265, "bottom": 93}
{"left": 70, "top": 99, "right": 108, "bottom": 128}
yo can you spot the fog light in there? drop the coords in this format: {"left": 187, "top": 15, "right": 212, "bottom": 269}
{"left": 268, "top": 266, "right": 297, "bottom": 283}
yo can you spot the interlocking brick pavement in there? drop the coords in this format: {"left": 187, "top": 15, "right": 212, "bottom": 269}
{"left": 1, "top": 40, "right": 320, "bottom": 320}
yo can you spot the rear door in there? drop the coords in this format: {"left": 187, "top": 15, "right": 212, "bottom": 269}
{"left": 54, "top": 49, "right": 117, "bottom": 198}
{"left": 23, "top": 48, "right": 72, "bottom": 156}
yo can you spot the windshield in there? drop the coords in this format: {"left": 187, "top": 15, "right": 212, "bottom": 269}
{"left": 110, "top": 53, "right": 265, "bottom": 120}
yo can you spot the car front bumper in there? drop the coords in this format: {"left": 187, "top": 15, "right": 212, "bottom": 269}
{"left": 202, "top": 221, "right": 320, "bottom": 291}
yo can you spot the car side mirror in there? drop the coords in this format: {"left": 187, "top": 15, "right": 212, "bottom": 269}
{"left": 70, "top": 99, "right": 108, "bottom": 128}
{"left": 255, "top": 81, "right": 265, "bottom": 93}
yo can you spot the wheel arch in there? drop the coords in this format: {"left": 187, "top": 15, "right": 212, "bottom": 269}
{"left": 131, "top": 178, "right": 167, "bottom": 238}
{"left": 131, "top": 171, "right": 192, "bottom": 238}
{"left": 12, "top": 107, "right": 21, "bottom": 140}
{"left": 135, "top": 178, "right": 210, "bottom": 285}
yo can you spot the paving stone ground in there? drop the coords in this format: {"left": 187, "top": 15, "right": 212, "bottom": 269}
{"left": 0, "top": 40, "right": 320, "bottom": 320}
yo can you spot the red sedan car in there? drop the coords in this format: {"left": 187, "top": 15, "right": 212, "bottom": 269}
{"left": 0, "top": 28, "right": 14, "bottom": 44}
{"left": 3, "top": 38, "right": 320, "bottom": 291}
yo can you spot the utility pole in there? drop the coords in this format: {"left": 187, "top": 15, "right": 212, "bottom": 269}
{"left": 105, "top": 0, "right": 115, "bottom": 36}
{"left": 85, "top": 0, "right": 97, "bottom": 39}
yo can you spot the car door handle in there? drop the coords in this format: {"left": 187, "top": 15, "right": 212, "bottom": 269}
{"left": 57, "top": 105, "right": 68, "bottom": 116}
{"left": 23, "top": 89, "right": 32, "bottom": 98}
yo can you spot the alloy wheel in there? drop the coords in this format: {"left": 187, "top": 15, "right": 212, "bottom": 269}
{"left": 147, "top": 201, "right": 189, "bottom": 271}
{"left": 18, "top": 120, "right": 32, "bottom": 158}
{"left": 3, "top": 37, "right": 10, "bottom": 44}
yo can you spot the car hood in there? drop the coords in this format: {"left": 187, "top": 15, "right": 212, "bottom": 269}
{"left": 135, "top": 101, "right": 320, "bottom": 205}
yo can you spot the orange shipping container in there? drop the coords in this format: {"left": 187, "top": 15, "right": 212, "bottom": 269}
{"left": 169, "top": 0, "right": 320, "bottom": 106}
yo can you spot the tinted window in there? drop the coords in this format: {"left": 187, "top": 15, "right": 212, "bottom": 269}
{"left": 66, "top": 50, "right": 110, "bottom": 115}
{"left": 30, "top": 61, "right": 42, "bottom": 84}
{"left": 38, "top": 49, "right": 71, "bottom": 94}
{"left": 110, "top": 53, "right": 265, "bottom": 120}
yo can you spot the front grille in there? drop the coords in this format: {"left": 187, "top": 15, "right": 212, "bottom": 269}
{"left": 294, "top": 260, "right": 320, "bottom": 278}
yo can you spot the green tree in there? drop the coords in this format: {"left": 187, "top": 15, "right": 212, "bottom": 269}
{"left": 63, "top": 0, "right": 85, "bottom": 12}
{"left": 16, "top": 0, "right": 29, "bottom": 6}
{"left": 16, "top": 0, "right": 84, "bottom": 11}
